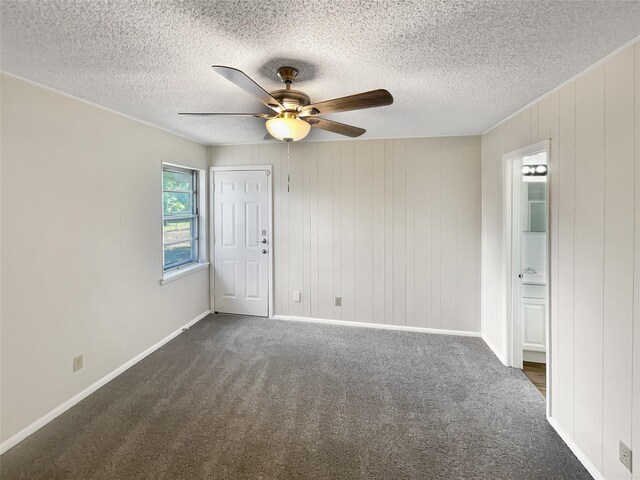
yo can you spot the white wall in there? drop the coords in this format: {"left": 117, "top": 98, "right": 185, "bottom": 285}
{"left": 210, "top": 136, "right": 481, "bottom": 332}
{"left": 481, "top": 41, "right": 640, "bottom": 479}
{"left": 0, "top": 75, "right": 210, "bottom": 444}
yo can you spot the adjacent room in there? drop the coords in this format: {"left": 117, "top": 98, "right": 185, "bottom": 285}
{"left": 1, "top": 1, "right": 639, "bottom": 479}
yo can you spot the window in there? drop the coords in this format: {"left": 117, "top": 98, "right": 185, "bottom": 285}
{"left": 162, "top": 165, "right": 199, "bottom": 271}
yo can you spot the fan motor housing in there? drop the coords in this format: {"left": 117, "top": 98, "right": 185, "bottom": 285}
{"left": 270, "top": 88, "right": 310, "bottom": 111}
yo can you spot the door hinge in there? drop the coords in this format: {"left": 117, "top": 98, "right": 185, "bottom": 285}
{"left": 265, "top": 171, "right": 270, "bottom": 176}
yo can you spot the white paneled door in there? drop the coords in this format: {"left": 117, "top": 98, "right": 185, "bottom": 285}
{"left": 213, "top": 169, "right": 270, "bottom": 316}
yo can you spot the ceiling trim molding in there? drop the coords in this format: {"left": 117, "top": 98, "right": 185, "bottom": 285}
{"left": 482, "top": 34, "right": 640, "bottom": 136}
{"left": 0, "top": 71, "right": 209, "bottom": 146}
{"left": 209, "top": 133, "right": 483, "bottom": 147}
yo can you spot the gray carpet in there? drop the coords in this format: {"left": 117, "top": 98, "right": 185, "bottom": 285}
{"left": 1, "top": 314, "right": 591, "bottom": 479}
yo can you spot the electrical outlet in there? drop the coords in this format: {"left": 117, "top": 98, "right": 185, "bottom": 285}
{"left": 335, "top": 296, "right": 342, "bottom": 307}
{"left": 293, "top": 291, "right": 301, "bottom": 302}
{"left": 73, "top": 354, "right": 83, "bottom": 372}
{"left": 620, "top": 441, "right": 632, "bottom": 472}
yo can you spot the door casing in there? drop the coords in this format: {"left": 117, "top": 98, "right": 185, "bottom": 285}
{"left": 210, "top": 165, "right": 274, "bottom": 318}
{"left": 501, "top": 140, "right": 551, "bottom": 417}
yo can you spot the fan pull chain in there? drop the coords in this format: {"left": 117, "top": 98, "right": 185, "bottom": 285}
{"left": 287, "top": 139, "right": 291, "bottom": 193}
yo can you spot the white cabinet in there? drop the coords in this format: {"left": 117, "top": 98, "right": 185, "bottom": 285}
{"left": 522, "top": 298, "right": 546, "bottom": 352}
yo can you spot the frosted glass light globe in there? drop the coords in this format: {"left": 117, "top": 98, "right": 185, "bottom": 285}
{"left": 266, "top": 115, "right": 311, "bottom": 141}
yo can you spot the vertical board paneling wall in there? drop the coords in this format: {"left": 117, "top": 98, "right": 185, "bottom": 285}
{"left": 210, "top": 136, "right": 481, "bottom": 333}
{"left": 1, "top": 75, "right": 210, "bottom": 445}
{"left": 481, "top": 42, "right": 640, "bottom": 479}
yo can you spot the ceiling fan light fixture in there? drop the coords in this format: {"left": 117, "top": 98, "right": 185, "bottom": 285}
{"left": 266, "top": 113, "right": 311, "bottom": 141}
{"left": 183, "top": 66, "right": 393, "bottom": 141}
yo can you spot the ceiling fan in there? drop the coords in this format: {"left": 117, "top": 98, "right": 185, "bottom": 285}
{"left": 179, "top": 65, "right": 394, "bottom": 142}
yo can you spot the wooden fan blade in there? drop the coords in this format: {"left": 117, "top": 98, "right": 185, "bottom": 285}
{"left": 212, "top": 66, "right": 284, "bottom": 112}
{"left": 178, "top": 112, "right": 272, "bottom": 118}
{"left": 302, "top": 89, "right": 393, "bottom": 115}
{"left": 305, "top": 117, "right": 365, "bottom": 137}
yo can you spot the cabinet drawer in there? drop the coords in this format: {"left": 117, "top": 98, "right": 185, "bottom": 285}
{"left": 523, "top": 285, "right": 546, "bottom": 299}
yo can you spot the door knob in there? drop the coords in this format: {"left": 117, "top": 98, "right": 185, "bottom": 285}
{"left": 262, "top": 249, "right": 268, "bottom": 254}
{"left": 261, "top": 238, "right": 268, "bottom": 244}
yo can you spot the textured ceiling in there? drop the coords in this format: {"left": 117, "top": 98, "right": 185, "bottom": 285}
{"left": 1, "top": 1, "right": 639, "bottom": 145}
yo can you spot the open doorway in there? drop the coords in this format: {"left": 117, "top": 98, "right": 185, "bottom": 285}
{"left": 520, "top": 152, "right": 548, "bottom": 396}
{"left": 502, "top": 141, "right": 550, "bottom": 400}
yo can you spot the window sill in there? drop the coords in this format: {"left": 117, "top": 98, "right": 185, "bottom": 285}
{"left": 161, "top": 262, "right": 209, "bottom": 285}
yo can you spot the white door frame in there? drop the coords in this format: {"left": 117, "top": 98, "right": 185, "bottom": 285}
{"left": 509, "top": 158, "right": 525, "bottom": 369}
{"left": 501, "top": 140, "right": 551, "bottom": 415}
{"left": 209, "top": 165, "right": 274, "bottom": 318}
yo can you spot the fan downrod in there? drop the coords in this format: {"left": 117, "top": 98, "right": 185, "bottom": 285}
{"left": 271, "top": 66, "right": 310, "bottom": 110}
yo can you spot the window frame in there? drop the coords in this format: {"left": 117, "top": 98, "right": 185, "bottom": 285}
{"left": 161, "top": 163, "right": 207, "bottom": 277}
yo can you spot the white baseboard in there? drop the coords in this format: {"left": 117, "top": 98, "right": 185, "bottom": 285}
{"left": 547, "top": 417, "right": 605, "bottom": 480}
{"left": 0, "top": 310, "right": 210, "bottom": 455}
{"left": 271, "top": 314, "right": 481, "bottom": 337}
{"left": 481, "top": 334, "right": 509, "bottom": 366}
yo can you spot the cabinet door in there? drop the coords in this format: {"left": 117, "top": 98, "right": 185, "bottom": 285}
{"left": 522, "top": 298, "right": 546, "bottom": 352}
